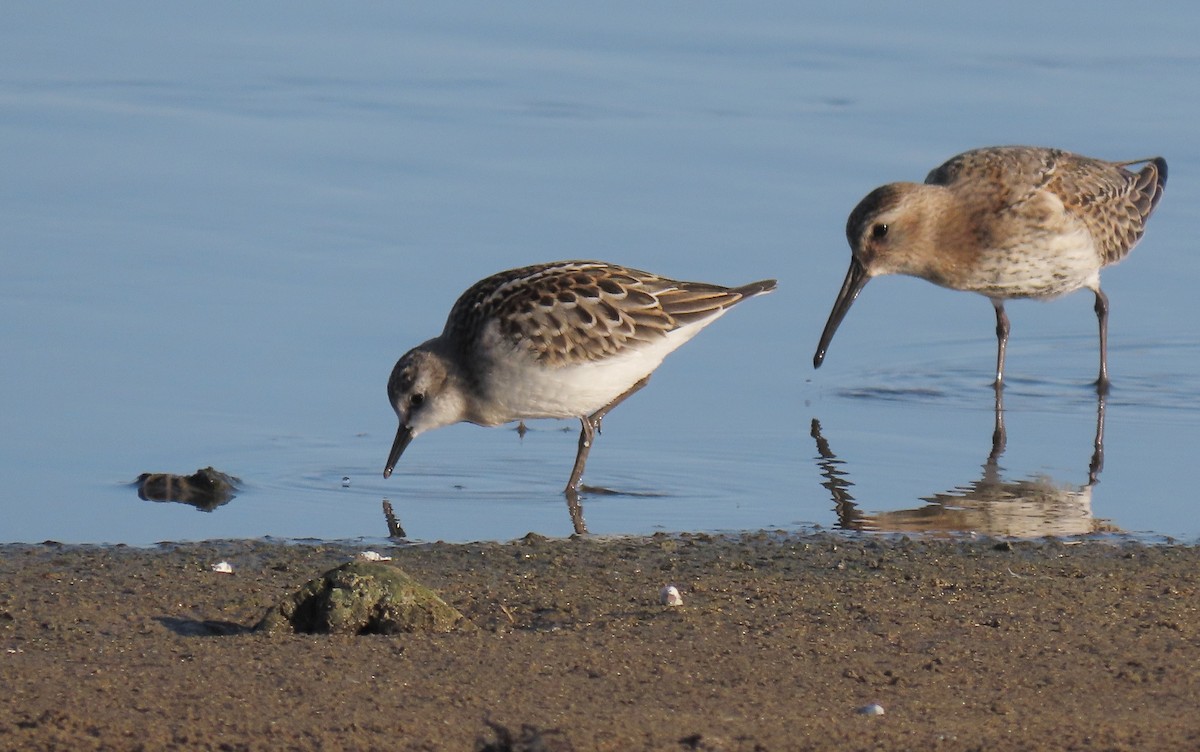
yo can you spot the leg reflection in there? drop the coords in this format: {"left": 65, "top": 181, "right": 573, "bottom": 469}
{"left": 564, "top": 486, "right": 588, "bottom": 535}
{"left": 810, "top": 419, "right": 863, "bottom": 529}
{"left": 810, "top": 392, "right": 1111, "bottom": 536}
{"left": 1089, "top": 395, "right": 1106, "bottom": 485}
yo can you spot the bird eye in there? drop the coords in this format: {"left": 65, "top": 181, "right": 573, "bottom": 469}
{"left": 410, "top": 393, "right": 425, "bottom": 408}
{"left": 871, "top": 223, "right": 889, "bottom": 240}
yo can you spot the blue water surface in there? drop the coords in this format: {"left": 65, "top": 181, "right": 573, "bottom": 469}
{"left": 3, "top": 3, "right": 1198, "bottom": 544}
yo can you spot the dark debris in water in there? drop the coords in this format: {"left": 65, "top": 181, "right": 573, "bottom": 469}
{"left": 136, "top": 467, "right": 240, "bottom": 512}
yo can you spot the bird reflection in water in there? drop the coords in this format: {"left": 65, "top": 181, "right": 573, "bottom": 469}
{"left": 810, "top": 392, "right": 1113, "bottom": 537}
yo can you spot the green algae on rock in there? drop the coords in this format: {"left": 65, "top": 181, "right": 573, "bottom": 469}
{"left": 255, "top": 561, "right": 467, "bottom": 635}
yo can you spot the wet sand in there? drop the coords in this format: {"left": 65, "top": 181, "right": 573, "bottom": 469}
{"left": 2, "top": 533, "right": 1198, "bottom": 751}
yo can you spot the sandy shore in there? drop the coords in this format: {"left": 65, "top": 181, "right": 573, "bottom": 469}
{"left": 2, "top": 533, "right": 1198, "bottom": 751}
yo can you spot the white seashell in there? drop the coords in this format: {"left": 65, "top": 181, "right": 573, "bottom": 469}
{"left": 357, "top": 550, "right": 391, "bottom": 562}
{"left": 210, "top": 561, "right": 234, "bottom": 574}
{"left": 857, "top": 703, "right": 885, "bottom": 716}
{"left": 659, "top": 585, "right": 683, "bottom": 607}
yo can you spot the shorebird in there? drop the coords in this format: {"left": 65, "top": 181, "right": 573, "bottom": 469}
{"left": 813, "top": 146, "right": 1167, "bottom": 393}
{"left": 383, "top": 261, "right": 776, "bottom": 497}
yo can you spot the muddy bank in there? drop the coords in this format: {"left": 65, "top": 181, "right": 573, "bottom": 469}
{"left": 2, "top": 533, "right": 1198, "bottom": 751}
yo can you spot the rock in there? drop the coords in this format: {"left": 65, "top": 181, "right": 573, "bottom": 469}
{"left": 659, "top": 585, "right": 683, "bottom": 607}
{"left": 856, "top": 703, "right": 886, "bottom": 716}
{"left": 136, "top": 467, "right": 240, "bottom": 511}
{"left": 255, "top": 561, "right": 467, "bottom": 635}
{"left": 356, "top": 550, "right": 391, "bottom": 562}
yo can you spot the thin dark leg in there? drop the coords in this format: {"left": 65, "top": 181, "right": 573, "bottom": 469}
{"left": 562, "top": 375, "right": 651, "bottom": 495}
{"left": 1094, "top": 289, "right": 1111, "bottom": 395}
{"left": 992, "top": 300, "right": 1010, "bottom": 389}
{"left": 565, "top": 417, "right": 597, "bottom": 496}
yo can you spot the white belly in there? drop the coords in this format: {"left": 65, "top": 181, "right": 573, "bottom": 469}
{"left": 476, "top": 319, "right": 719, "bottom": 423}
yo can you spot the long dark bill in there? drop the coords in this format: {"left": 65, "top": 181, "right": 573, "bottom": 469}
{"left": 813, "top": 258, "right": 870, "bottom": 369}
{"left": 382, "top": 424, "right": 414, "bottom": 479}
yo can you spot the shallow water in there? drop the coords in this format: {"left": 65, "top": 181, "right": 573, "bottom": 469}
{"left": 3, "top": 3, "right": 1199, "bottom": 545}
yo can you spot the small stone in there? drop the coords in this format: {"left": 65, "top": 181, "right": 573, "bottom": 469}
{"left": 857, "top": 703, "right": 885, "bottom": 716}
{"left": 659, "top": 585, "right": 683, "bottom": 607}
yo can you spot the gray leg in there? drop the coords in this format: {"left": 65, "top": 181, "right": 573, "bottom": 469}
{"left": 565, "top": 416, "right": 597, "bottom": 496}
{"left": 1094, "top": 289, "right": 1110, "bottom": 395}
{"left": 992, "top": 299, "right": 1010, "bottom": 389}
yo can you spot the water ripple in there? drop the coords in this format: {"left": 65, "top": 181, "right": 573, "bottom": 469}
{"left": 830, "top": 335, "right": 1200, "bottom": 414}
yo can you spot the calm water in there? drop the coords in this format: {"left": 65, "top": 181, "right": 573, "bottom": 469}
{"left": 3, "top": 3, "right": 1198, "bottom": 545}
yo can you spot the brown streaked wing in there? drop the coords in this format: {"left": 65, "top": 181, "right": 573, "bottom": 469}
{"left": 443, "top": 261, "right": 758, "bottom": 366}
{"left": 439, "top": 262, "right": 663, "bottom": 366}
{"left": 653, "top": 281, "right": 760, "bottom": 326}
{"left": 1045, "top": 154, "right": 1166, "bottom": 266}
{"left": 925, "top": 147, "right": 1069, "bottom": 222}
{"left": 924, "top": 146, "right": 1060, "bottom": 194}
{"left": 927, "top": 147, "right": 1167, "bottom": 267}
{"left": 440, "top": 262, "right": 559, "bottom": 341}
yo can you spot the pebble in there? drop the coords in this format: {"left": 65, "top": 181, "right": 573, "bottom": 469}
{"left": 659, "top": 585, "right": 683, "bottom": 607}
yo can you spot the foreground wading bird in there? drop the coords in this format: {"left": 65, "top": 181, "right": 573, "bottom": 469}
{"left": 383, "top": 261, "right": 776, "bottom": 497}
{"left": 813, "top": 146, "right": 1167, "bottom": 393}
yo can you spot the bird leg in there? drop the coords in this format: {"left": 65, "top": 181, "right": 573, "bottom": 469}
{"left": 563, "top": 375, "right": 651, "bottom": 495}
{"left": 1094, "top": 289, "right": 1111, "bottom": 395}
{"left": 565, "top": 417, "right": 598, "bottom": 497}
{"left": 992, "top": 300, "right": 1010, "bottom": 389}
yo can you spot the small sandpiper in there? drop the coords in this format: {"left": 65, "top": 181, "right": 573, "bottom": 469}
{"left": 813, "top": 146, "right": 1167, "bottom": 393}
{"left": 383, "top": 261, "right": 776, "bottom": 497}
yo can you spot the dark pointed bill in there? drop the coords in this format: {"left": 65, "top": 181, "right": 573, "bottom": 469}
{"left": 813, "top": 258, "right": 870, "bottom": 369}
{"left": 382, "top": 424, "right": 414, "bottom": 479}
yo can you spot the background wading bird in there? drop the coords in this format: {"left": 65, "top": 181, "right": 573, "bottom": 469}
{"left": 814, "top": 146, "right": 1167, "bottom": 393}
